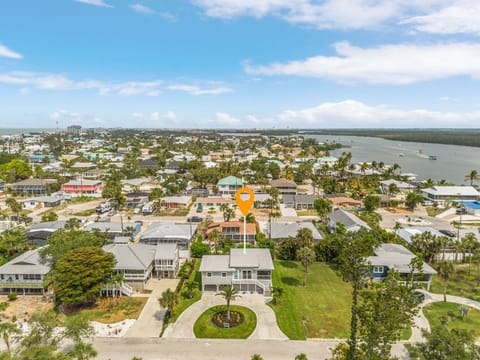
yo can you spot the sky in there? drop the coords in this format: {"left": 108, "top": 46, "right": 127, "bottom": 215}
{"left": 1, "top": 0, "right": 480, "bottom": 129}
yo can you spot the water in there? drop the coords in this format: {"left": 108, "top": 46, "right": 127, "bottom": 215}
{"left": 0, "top": 128, "right": 56, "bottom": 135}
{"left": 308, "top": 135, "right": 480, "bottom": 185}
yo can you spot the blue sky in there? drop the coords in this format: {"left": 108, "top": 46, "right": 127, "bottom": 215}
{"left": 1, "top": 0, "right": 480, "bottom": 128}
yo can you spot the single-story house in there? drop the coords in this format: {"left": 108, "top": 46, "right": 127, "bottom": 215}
{"left": 26, "top": 220, "right": 66, "bottom": 246}
{"left": 159, "top": 196, "right": 192, "bottom": 209}
{"left": 121, "top": 178, "right": 152, "bottom": 192}
{"left": 368, "top": 243, "right": 437, "bottom": 290}
{"left": 396, "top": 226, "right": 446, "bottom": 244}
{"left": 0, "top": 248, "right": 50, "bottom": 294}
{"left": 328, "top": 209, "right": 371, "bottom": 233}
{"left": 207, "top": 221, "right": 257, "bottom": 245}
{"left": 379, "top": 179, "right": 416, "bottom": 194}
{"left": 200, "top": 248, "right": 274, "bottom": 295}
{"left": 422, "top": 186, "right": 480, "bottom": 206}
{"left": 282, "top": 194, "right": 316, "bottom": 209}
{"left": 141, "top": 222, "right": 197, "bottom": 250}
{"left": 253, "top": 193, "right": 272, "bottom": 208}
{"left": 264, "top": 221, "right": 323, "bottom": 242}
{"left": 125, "top": 192, "right": 150, "bottom": 209}
{"left": 21, "top": 196, "right": 63, "bottom": 210}
{"left": 84, "top": 221, "right": 142, "bottom": 239}
{"left": 326, "top": 195, "right": 363, "bottom": 211}
{"left": 196, "top": 197, "right": 234, "bottom": 209}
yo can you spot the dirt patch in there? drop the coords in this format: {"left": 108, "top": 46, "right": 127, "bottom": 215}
{"left": 0, "top": 295, "right": 53, "bottom": 322}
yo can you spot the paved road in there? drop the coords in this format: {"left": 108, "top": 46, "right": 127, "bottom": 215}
{"left": 164, "top": 294, "right": 287, "bottom": 340}
{"left": 92, "top": 338, "right": 410, "bottom": 360}
{"left": 124, "top": 279, "right": 179, "bottom": 338}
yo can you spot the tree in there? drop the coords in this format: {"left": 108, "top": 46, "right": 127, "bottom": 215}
{"left": 216, "top": 284, "right": 240, "bottom": 321}
{"left": 53, "top": 246, "right": 115, "bottom": 307}
{"left": 465, "top": 170, "right": 480, "bottom": 186}
{"left": 208, "top": 229, "right": 223, "bottom": 253}
{"left": 409, "top": 231, "right": 442, "bottom": 264}
{"left": 0, "top": 321, "right": 20, "bottom": 356}
{"left": 220, "top": 204, "right": 234, "bottom": 222}
{"left": 436, "top": 260, "right": 454, "bottom": 302}
{"left": 297, "top": 247, "right": 315, "bottom": 286}
{"left": 338, "top": 229, "right": 379, "bottom": 360}
{"left": 251, "top": 355, "right": 264, "bottom": 360}
{"left": 277, "top": 237, "right": 297, "bottom": 261}
{"left": 462, "top": 233, "right": 478, "bottom": 275}
{"left": 406, "top": 317, "right": 480, "bottom": 359}
{"left": 159, "top": 288, "right": 178, "bottom": 317}
{"left": 357, "top": 271, "right": 419, "bottom": 359}
{"left": 0, "top": 159, "right": 32, "bottom": 182}
{"left": 459, "top": 305, "right": 470, "bottom": 320}
{"left": 41, "top": 211, "right": 58, "bottom": 222}
{"left": 363, "top": 195, "right": 380, "bottom": 212}
{"left": 271, "top": 287, "right": 284, "bottom": 305}
{"left": 5, "top": 197, "right": 22, "bottom": 220}
{"left": 295, "top": 354, "right": 308, "bottom": 360}
{"left": 190, "top": 239, "right": 210, "bottom": 258}
{"left": 65, "top": 217, "right": 82, "bottom": 230}
{"left": 0, "top": 227, "right": 28, "bottom": 258}
{"left": 405, "top": 192, "right": 422, "bottom": 210}
{"left": 239, "top": 212, "right": 256, "bottom": 224}
{"left": 183, "top": 281, "right": 199, "bottom": 299}
{"left": 296, "top": 228, "right": 314, "bottom": 249}
{"left": 313, "top": 198, "right": 332, "bottom": 223}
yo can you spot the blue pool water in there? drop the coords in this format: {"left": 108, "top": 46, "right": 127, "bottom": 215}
{"left": 463, "top": 201, "right": 480, "bottom": 210}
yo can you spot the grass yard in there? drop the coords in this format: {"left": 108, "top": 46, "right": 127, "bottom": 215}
{"left": 430, "top": 263, "right": 480, "bottom": 302}
{"left": 72, "top": 208, "right": 97, "bottom": 216}
{"left": 67, "top": 297, "right": 147, "bottom": 324}
{"left": 193, "top": 305, "right": 256, "bottom": 339}
{"left": 296, "top": 209, "right": 318, "bottom": 216}
{"left": 423, "top": 301, "right": 480, "bottom": 337}
{"left": 270, "top": 260, "right": 352, "bottom": 339}
{"left": 171, "top": 260, "right": 202, "bottom": 323}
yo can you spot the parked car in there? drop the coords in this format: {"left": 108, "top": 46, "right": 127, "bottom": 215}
{"left": 196, "top": 204, "right": 203, "bottom": 213}
{"left": 439, "top": 229, "right": 456, "bottom": 238}
{"left": 187, "top": 216, "right": 203, "bottom": 223}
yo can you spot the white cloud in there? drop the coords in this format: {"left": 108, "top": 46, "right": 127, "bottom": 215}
{"left": 134, "top": 111, "right": 177, "bottom": 121}
{"left": 0, "top": 44, "right": 22, "bottom": 59}
{"left": 101, "top": 80, "right": 164, "bottom": 96}
{"left": 274, "top": 100, "right": 480, "bottom": 127}
{"left": 165, "top": 111, "right": 177, "bottom": 120}
{"left": 50, "top": 109, "right": 80, "bottom": 120}
{"left": 192, "top": 0, "right": 451, "bottom": 30}
{"left": 401, "top": 0, "right": 480, "bottom": 35}
{"left": 130, "top": 3, "right": 155, "bottom": 14}
{"left": 75, "top": 0, "right": 113, "bottom": 8}
{"left": 246, "top": 41, "right": 480, "bottom": 84}
{"left": 215, "top": 112, "right": 241, "bottom": 125}
{"left": 167, "top": 84, "right": 232, "bottom": 95}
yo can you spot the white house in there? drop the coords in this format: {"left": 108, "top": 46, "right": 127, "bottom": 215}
{"left": 422, "top": 186, "right": 480, "bottom": 206}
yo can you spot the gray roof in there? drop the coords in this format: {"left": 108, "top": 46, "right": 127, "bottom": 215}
{"left": 328, "top": 209, "right": 371, "bottom": 231}
{"left": 85, "top": 222, "right": 137, "bottom": 233}
{"left": 142, "top": 222, "right": 197, "bottom": 241}
{"left": 229, "top": 248, "right": 274, "bottom": 270}
{"left": 28, "top": 221, "right": 66, "bottom": 232}
{"left": 199, "top": 255, "right": 230, "bottom": 272}
{"left": 368, "top": 243, "right": 437, "bottom": 275}
{"left": 199, "top": 248, "right": 274, "bottom": 272}
{"left": 0, "top": 248, "right": 50, "bottom": 275}
{"left": 397, "top": 227, "right": 445, "bottom": 244}
{"left": 113, "top": 236, "right": 131, "bottom": 244}
{"left": 282, "top": 194, "right": 316, "bottom": 204}
{"left": 155, "top": 243, "right": 178, "bottom": 260}
{"left": 103, "top": 243, "right": 156, "bottom": 270}
{"left": 266, "top": 221, "right": 323, "bottom": 241}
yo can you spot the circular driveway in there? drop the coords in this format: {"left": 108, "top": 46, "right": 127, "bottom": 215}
{"left": 163, "top": 294, "right": 287, "bottom": 340}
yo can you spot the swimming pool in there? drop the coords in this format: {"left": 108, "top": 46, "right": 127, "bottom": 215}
{"left": 463, "top": 201, "right": 480, "bottom": 210}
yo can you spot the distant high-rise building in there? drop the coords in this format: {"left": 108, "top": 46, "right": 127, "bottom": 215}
{"left": 67, "top": 125, "right": 82, "bottom": 135}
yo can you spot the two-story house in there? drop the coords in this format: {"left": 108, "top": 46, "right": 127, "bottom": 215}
{"left": 200, "top": 248, "right": 274, "bottom": 295}
{"left": 62, "top": 179, "right": 104, "bottom": 196}
{"left": 0, "top": 248, "right": 50, "bottom": 295}
{"left": 271, "top": 178, "right": 297, "bottom": 196}
{"left": 217, "top": 176, "right": 244, "bottom": 196}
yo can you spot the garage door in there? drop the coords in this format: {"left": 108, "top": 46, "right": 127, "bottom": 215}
{"left": 204, "top": 285, "right": 217, "bottom": 292}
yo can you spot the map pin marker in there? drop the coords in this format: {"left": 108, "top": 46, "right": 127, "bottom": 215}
{"left": 236, "top": 187, "right": 254, "bottom": 216}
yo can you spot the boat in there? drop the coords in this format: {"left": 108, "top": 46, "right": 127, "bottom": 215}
{"left": 399, "top": 153, "right": 405, "bottom": 157}
{"left": 428, "top": 155, "right": 437, "bottom": 160}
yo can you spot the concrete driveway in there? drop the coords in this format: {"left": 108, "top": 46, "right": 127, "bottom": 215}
{"left": 163, "top": 293, "right": 287, "bottom": 340}
{"left": 124, "top": 278, "right": 179, "bottom": 338}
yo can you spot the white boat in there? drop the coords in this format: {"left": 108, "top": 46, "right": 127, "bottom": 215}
{"left": 399, "top": 153, "right": 405, "bottom": 157}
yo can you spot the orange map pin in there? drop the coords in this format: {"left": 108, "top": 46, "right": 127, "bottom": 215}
{"left": 236, "top": 187, "right": 254, "bottom": 216}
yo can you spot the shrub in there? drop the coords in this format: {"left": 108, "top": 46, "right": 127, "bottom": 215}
{"left": 7, "top": 292, "right": 17, "bottom": 301}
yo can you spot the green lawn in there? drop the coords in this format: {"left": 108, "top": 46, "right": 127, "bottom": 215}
{"left": 430, "top": 263, "right": 480, "bottom": 302}
{"left": 270, "top": 260, "right": 352, "bottom": 339}
{"left": 171, "top": 260, "right": 202, "bottom": 323}
{"left": 423, "top": 301, "right": 480, "bottom": 337}
{"left": 297, "top": 210, "right": 318, "bottom": 216}
{"left": 193, "top": 305, "right": 256, "bottom": 339}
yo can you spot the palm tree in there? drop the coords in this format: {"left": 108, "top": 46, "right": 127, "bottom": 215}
{"left": 0, "top": 321, "right": 20, "bottom": 355}
{"left": 208, "top": 229, "right": 223, "bottom": 253}
{"left": 65, "top": 217, "right": 82, "bottom": 230}
{"left": 297, "top": 247, "right": 316, "bottom": 287}
{"left": 220, "top": 204, "right": 234, "bottom": 222}
{"left": 436, "top": 260, "right": 454, "bottom": 302}
{"left": 216, "top": 284, "right": 240, "bottom": 321}
{"left": 462, "top": 233, "right": 478, "bottom": 275}
{"left": 271, "top": 287, "right": 284, "bottom": 305}
{"left": 465, "top": 170, "right": 480, "bottom": 186}
{"left": 159, "top": 288, "right": 178, "bottom": 317}
{"left": 5, "top": 197, "right": 22, "bottom": 221}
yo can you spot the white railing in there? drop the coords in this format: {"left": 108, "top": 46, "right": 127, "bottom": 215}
{"left": 120, "top": 283, "right": 133, "bottom": 296}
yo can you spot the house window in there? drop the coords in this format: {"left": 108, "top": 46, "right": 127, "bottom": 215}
{"left": 15, "top": 275, "right": 19, "bottom": 280}
{"left": 221, "top": 272, "right": 227, "bottom": 278}
{"left": 207, "top": 272, "right": 212, "bottom": 277}
{"left": 372, "top": 266, "right": 384, "bottom": 274}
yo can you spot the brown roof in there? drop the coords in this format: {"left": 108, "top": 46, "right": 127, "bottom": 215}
{"left": 270, "top": 178, "right": 297, "bottom": 188}
{"left": 196, "top": 197, "right": 234, "bottom": 204}
{"left": 207, "top": 221, "right": 257, "bottom": 235}
{"left": 330, "top": 197, "right": 362, "bottom": 205}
